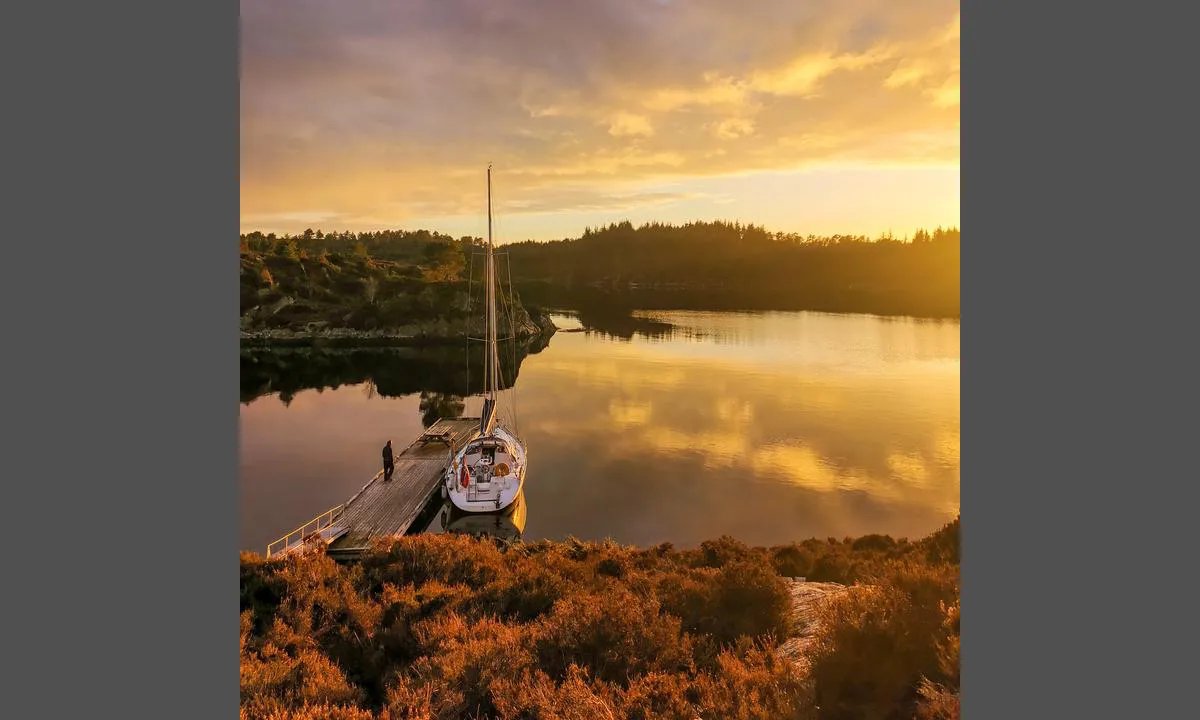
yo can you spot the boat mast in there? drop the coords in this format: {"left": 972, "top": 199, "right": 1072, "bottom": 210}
{"left": 486, "top": 165, "right": 500, "bottom": 404}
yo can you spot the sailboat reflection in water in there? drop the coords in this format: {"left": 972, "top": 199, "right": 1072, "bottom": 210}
{"left": 437, "top": 489, "right": 527, "bottom": 542}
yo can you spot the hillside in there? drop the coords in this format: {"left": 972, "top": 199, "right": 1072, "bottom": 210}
{"left": 507, "top": 221, "right": 960, "bottom": 318}
{"left": 240, "top": 517, "right": 960, "bottom": 720}
{"left": 239, "top": 247, "right": 555, "bottom": 346}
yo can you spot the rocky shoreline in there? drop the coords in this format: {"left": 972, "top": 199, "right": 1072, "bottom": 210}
{"left": 240, "top": 306, "right": 559, "bottom": 348}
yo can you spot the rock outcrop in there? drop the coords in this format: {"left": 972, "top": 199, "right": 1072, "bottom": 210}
{"left": 776, "top": 580, "right": 848, "bottom": 672}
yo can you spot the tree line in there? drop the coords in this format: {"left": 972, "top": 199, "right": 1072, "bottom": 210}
{"left": 505, "top": 220, "right": 958, "bottom": 294}
{"left": 241, "top": 220, "right": 961, "bottom": 318}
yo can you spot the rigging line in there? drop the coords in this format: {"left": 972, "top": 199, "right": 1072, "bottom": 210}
{"left": 492, "top": 169, "right": 502, "bottom": 407}
{"left": 506, "top": 249, "right": 518, "bottom": 433}
{"left": 487, "top": 163, "right": 501, "bottom": 406}
{"left": 485, "top": 164, "right": 492, "bottom": 403}
{"left": 466, "top": 241, "right": 475, "bottom": 398}
{"left": 492, "top": 186, "right": 506, "bottom": 425}
{"left": 503, "top": 191, "right": 519, "bottom": 434}
{"left": 492, "top": 170, "right": 513, "bottom": 432}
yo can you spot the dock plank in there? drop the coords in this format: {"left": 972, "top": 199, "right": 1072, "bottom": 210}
{"left": 325, "top": 417, "right": 479, "bottom": 556}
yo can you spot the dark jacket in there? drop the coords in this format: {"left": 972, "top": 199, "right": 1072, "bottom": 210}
{"left": 383, "top": 445, "right": 393, "bottom": 463}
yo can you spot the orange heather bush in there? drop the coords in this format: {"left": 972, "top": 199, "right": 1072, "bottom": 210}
{"left": 240, "top": 516, "right": 960, "bottom": 720}
{"left": 490, "top": 666, "right": 621, "bottom": 720}
{"left": 241, "top": 698, "right": 377, "bottom": 720}
{"left": 807, "top": 521, "right": 961, "bottom": 720}
{"left": 534, "top": 587, "right": 694, "bottom": 684}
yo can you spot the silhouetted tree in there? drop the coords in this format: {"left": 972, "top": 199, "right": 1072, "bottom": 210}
{"left": 239, "top": 220, "right": 961, "bottom": 318}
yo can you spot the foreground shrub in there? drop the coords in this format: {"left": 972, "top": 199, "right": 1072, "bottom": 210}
{"left": 772, "top": 544, "right": 815, "bottom": 577}
{"left": 406, "top": 613, "right": 536, "bottom": 718}
{"left": 808, "top": 560, "right": 959, "bottom": 720}
{"left": 695, "top": 535, "right": 754, "bottom": 568}
{"left": 241, "top": 697, "right": 375, "bottom": 720}
{"left": 362, "top": 533, "right": 504, "bottom": 588}
{"left": 535, "top": 588, "right": 693, "bottom": 684}
{"left": 491, "top": 666, "right": 621, "bottom": 720}
{"left": 240, "top": 519, "right": 960, "bottom": 720}
{"left": 915, "top": 678, "right": 960, "bottom": 720}
{"left": 465, "top": 554, "right": 573, "bottom": 622}
{"left": 921, "top": 516, "right": 960, "bottom": 565}
{"left": 240, "top": 645, "right": 364, "bottom": 708}
{"left": 658, "top": 559, "right": 791, "bottom": 645}
{"left": 708, "top": 560, "right": 793, "bottom": 643}
{"left": 690, "top": 645, "right": 815, "bottom": 720}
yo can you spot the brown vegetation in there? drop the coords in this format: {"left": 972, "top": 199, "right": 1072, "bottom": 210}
{"left": 241, "top": 518, "right": 959, "bottom": 719}
{"left": 239, "top": 245, "right": 547, "bottom": 343}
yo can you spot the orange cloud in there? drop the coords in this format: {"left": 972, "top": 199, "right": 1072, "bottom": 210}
{"left": 241, "top": 0, "right": 960, "bottom": 234}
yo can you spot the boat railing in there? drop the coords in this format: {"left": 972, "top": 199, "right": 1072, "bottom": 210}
{"left": 266, "top": 504, "right": 345, "bottom": 558}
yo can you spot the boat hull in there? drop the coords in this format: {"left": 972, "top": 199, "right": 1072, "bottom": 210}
{"left": 444, "top": 424, "right": 527, "bottom": 514}
{"left": 445, "top": 465, "right": 525, "bottom": 513}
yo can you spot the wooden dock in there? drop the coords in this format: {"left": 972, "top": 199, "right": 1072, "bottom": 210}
{"left": 265, "top": 417, "right": 481, "bottom": 561}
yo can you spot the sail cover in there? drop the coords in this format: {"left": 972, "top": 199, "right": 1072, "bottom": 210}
{"left": 480, "top": 398, "right": 497, "bottom": 435}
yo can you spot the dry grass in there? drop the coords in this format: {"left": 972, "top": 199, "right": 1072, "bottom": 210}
{"left": 241, "top": 518, "right": 960, "bottom": 720}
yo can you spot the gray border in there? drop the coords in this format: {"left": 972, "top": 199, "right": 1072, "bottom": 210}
{"left": 966, "top": 2, "right": 1192, "bottom": 719}
{"left": 5, "top": 2, "right": 236, "bottom": 718}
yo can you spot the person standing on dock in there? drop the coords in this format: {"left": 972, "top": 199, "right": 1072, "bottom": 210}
{"left": 382, "top": 440, "right": 394, "bottom": 480}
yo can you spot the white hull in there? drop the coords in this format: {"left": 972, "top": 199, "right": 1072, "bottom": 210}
{"left": 443, "top": 424, "right": 527, "bottom": 513}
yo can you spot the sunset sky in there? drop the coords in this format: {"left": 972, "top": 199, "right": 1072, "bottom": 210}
{"left": 240, "top": 0, "right": 960, "bottom": 242}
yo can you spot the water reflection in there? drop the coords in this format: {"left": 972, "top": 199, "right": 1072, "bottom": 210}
{"left": 426, "top": 490, "right": 528, "bottom": 542}
{"left": 241, "top": 339, "right": 539, "bottom": 405}
{"left": 516, "top": 284, "right": 677, "bottom": 342}
{"left": 240, "top": 310, "right": 960, "bottom": 551}
{"left": 419, "top": 392, "right": 465, "bottom": 428}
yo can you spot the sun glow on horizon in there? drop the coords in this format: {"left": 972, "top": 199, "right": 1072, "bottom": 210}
{"left": 241, "top": 1, "right": 959, "bottom": 241}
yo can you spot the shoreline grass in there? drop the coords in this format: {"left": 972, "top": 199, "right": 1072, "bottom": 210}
{"left": 241, "top": 517, "right": 959, "bottom": 719}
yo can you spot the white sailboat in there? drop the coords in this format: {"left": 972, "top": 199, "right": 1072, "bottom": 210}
{"left": 443, "top": 165, "right": 527, "bottom": 513}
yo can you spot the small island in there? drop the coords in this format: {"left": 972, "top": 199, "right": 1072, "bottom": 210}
{"left": 240, "top": 237, "right": 556, "bottom": 348}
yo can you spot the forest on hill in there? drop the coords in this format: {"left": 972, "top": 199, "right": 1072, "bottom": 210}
{"left": 240, "top": 220, "right": 961, "bottom": 321}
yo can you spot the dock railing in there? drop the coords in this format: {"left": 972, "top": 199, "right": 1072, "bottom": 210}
{"left": 262, "top": 418, "right": 478, "bottom": 559}
{"left": 266, "top": 504, "right": 345, "bottom": 558}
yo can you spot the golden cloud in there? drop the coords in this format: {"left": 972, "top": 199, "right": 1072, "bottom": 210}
{"left": 241, "top": 1, "right": 961, "bottom": 232}
{"left": 606, "top": 112, "right": 655, "bottom": 137}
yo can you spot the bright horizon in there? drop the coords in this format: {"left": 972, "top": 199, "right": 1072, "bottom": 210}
{"left": 241, "top": 1, "right": 960, "bottom": 242}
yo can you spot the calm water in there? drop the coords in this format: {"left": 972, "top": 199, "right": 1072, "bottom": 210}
{"left": 240, "top": 310, "right": 960, "bottom": 552}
